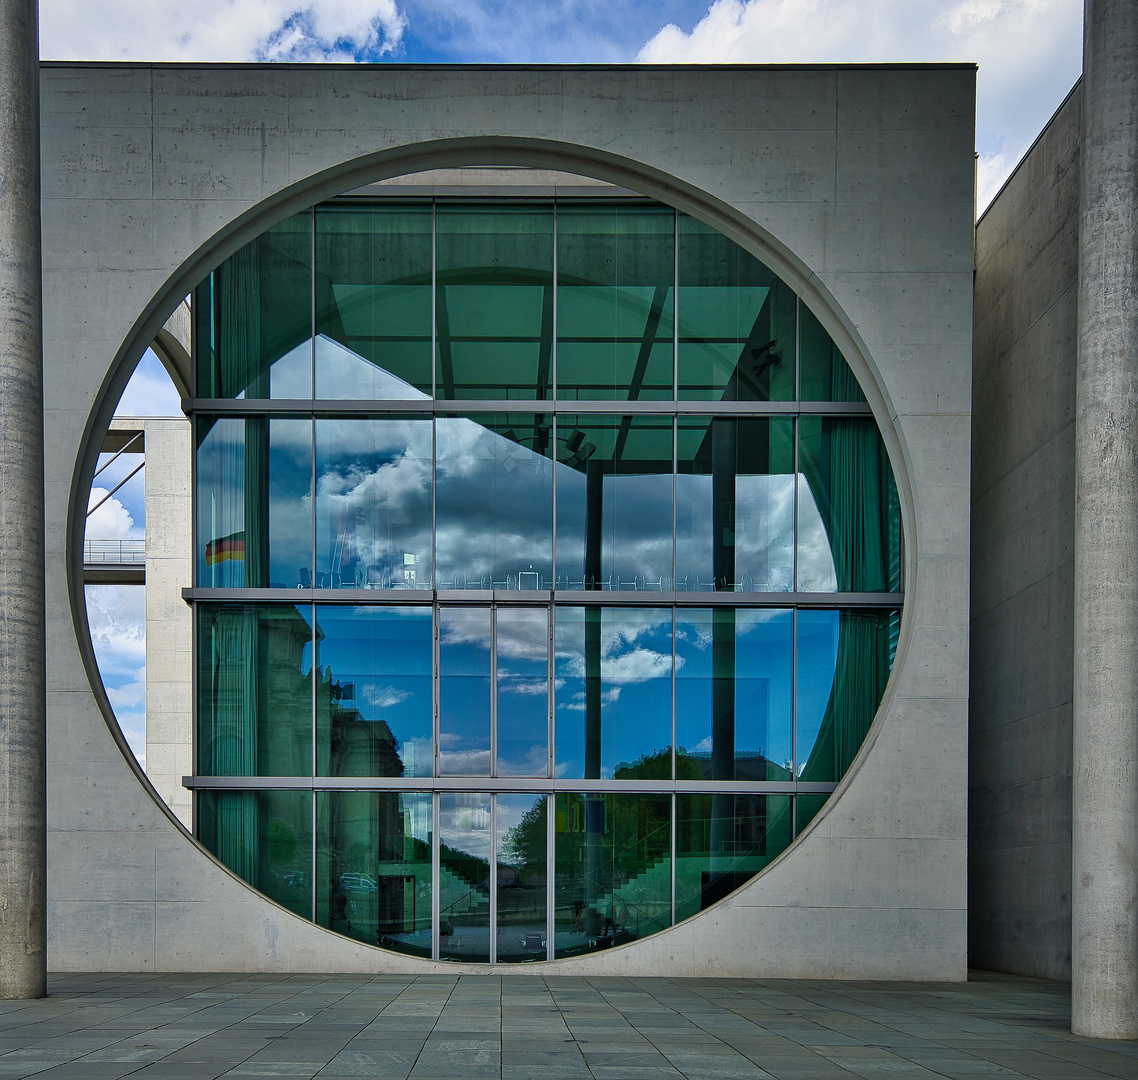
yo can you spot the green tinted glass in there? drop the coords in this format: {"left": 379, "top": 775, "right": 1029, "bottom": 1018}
{"left": 677, "top": 215, "right": 794, "bottom": 402}
{"left": 316, "top": 791, "right": 433, "bottom": 958}
{"left": 315, "top": 204, "right": 433, "bottom": 398}
{"left": 436, "top": 205, "right": 553, "bottom": 399}
{"left": 198, "top": 789, "right": 313, "bottom": 920}
{"left": 195, "top": 216, "right": 313, "bottom": 399}
{"left": 557, "top": 206, "right": 674, "bottom": 401}
{"left": 197, "top": 603, "right": 313, "bottom": 777}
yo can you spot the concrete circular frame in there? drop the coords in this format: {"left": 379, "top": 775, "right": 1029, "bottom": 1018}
{"left": 66, "top": 134, "right": 917, "bottom": 960}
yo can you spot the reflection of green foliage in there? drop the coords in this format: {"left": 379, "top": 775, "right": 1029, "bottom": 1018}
{"left": 614, "top": 748, "right": 672, "bottom": 780}
{"left": 502, "top": 799, "right": 547, "bottom": 878}
{"left": 269, "top": 821, "right": 297, "bottom": 864}
{"left": 554, "top": 793, "right": 671, "bottom": 895}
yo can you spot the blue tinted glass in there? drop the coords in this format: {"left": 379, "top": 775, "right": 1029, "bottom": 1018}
{"left": 439, "top": 607, "right": 492, "bottom": 776}
{"left": 554, "top": 608, "right": 672, "bottom": 780}
{"left": 315, "top": 417, "right": 433, "bottom": 590}
{"left": 554, "top": 415, "right": 673, "bottom": 591}
{"left": 796, "top": 610, "right": 840, "bottom": 777}
{"left": 675, "top": 609, "right": 792, "bottom": 780}
{"left": 439, "top": 792, "right": 492, "bottom": 962}
{"left": 315, "top": 606, "right": 433, "bottom": 778}
{"left": 436, "top": 416, "right": 553, "bottom": 590}
{"left": 495, "top": 607, "right": 550, "bottom": 777}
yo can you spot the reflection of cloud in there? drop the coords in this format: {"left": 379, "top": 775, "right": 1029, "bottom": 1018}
{"left": 498, "top": 673, "right": 548, "bottom": 695}
{"left": 439, "top": 748, "right": 493, "bottom": 774}
{"left": 797, "top": 476, "right": 837, "bottom": 591}
{"left": 362, "top": 684, "right": 410, "bottom": 708}
{"left": 558, "top": 687, "right": 622, "bottom": 712}
{"left": 603, "top": 646, "right": 673, "bottom": 684}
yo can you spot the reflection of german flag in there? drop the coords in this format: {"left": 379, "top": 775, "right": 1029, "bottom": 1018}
{"left": 206, "top": 531, "right": 245, "bottom": 565}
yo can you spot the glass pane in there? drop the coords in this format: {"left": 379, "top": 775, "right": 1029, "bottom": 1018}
{"left": 436, "top": 206, "right": 553, "bottom": 399}
{"left": 195, "top": 216, "right": 313, "bottom": 399}
{"left": 677, "top": 214, "right": 794, "bottom": 402}
{"left": 495, "top": 608, "right": 550, "bottom": 777}
{"left": 197, "top": 603, "right": 313, "bottom": 777}
{"left": 676, "top": 417, "right": 795, "bottom": 592}
{"left": 675, "top": 794, "right": 791, "bottom": 922}
{"left": 315, "top": 606, "right": 433, "bottom": 778}
{"left": 557, "top": 206, "right": 674, "bottom": 401}
{"left": 553, "top": 793, "right": 671, "bottom": 958}
{"left": 796, "top": 609, "right": 898, "bottom": 782}
{"left": 496, "top": 794, "right": 548, "bottom": 963}
{"left": 316, "top": 791, "right": 432, "bottom": 958}
{"left": 196, "top": 416, "right": 313, "bottom": 589}
{"left": 795, "top": 793, "right": 829, "bottom": 835}
{"left": 675, "top": 608, "right": 792, "bottom": 781}
{"left": 439, "top": 607, "right": 492, "bottom": 776}
{"left": 436, "top": 415, "right": 553, "bottom": 590}
{"left": 554, "top": 414, "right": 673, "bottom": 591}
{"left": 315, "top": 204, "right": 433, "bottom": 398}
{"left": 554, "top": 608, "right": 672, "bottom": 780}
{"left": 439, "top": 792, "right": 492, "bottom": 962}
{"left": 798, "top": 304, "right": 866, "bottom": 403}
{"left": 315, "top": 417, "right": 433, "bottom": 590}
{"left": 797, "top": 417, "right": 902, "bottom": 593}
{"left": 198, "top": 789, "right": 313, "bottom": 919}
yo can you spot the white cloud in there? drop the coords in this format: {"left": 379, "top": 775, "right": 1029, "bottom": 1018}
{"left": 362, "top": 683, "right": 411, "bottom": 708}
{"left": 638, "top": 0, "right": 1083, "bottom": 213}
{"left": 84, "top": 585, "right": 147, "bottom": 766}
{"left": 42, "top": 0, "right": 405, "bottom": 63}
{"left": 86, "top": 488, "right": 138, "bottom": 542}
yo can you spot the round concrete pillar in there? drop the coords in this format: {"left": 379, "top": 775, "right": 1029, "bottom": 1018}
{"left": 0, "top": 0, "right": 46, "bottom": 999}
{"left": 1073, "top": 0, "right": 1138, "bottom": 1040}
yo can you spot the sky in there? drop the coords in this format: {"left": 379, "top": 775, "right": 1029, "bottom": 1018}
{"left": 39, "top": 0, "right": 1085, "bottom": 211}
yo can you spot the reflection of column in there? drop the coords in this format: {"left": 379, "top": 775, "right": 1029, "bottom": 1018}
{"left": 1073, "top": 0, "right": 1138, "bottom": 1040}
{"left": 710, "top": 421, "right": 736, "bottom": 879}
{"left": 245, "top": 417, "right": 269, "bottom": 588}
{"left": 0, "top": 0, "right": 45, "bottom": 999}
{"left": 583, "top": 461, "right": 605, "bottom": 937}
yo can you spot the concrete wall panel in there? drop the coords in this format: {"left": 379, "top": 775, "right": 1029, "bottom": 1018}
{"left": 41, "top": 62, "right": 974, "bottom": 976}
{"left": 970, "top": 83, "right": 1080, "bottom": 981}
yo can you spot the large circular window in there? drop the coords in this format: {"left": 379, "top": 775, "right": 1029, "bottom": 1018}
{"left": 188, "top": 194, "right": 902, "bottom": 963}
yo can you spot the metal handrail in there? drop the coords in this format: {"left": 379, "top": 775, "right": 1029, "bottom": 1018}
{"left": 83, "top": 539, "right": 146, "bottom": 565}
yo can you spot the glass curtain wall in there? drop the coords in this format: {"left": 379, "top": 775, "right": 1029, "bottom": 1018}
{"left": 191, "top": 197, "right": 903, "bottom": 963}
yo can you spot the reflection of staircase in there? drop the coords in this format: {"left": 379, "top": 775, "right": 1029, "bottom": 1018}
{"left": 439, "top": 866, "right": 488, "bottom": 917}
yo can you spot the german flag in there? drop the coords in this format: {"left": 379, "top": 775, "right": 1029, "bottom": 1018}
{"left": 206, "top": 531, "right": 245, "bottom": 565}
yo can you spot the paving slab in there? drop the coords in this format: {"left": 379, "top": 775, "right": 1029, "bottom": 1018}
{"left": 0, "top": 972, "right": 1127, "bottom": 1079}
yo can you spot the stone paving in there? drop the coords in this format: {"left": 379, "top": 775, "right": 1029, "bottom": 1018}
{"left": 0, "top": 971, "right": 1133, "bottom": 1079}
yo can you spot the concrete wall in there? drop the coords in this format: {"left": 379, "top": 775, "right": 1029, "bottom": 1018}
{"left": 43, "top": 63, "right": 974, "bottom": 976}
{"left": 143, "top": 419, "right": 192, "bottom": 828}
{"left": 970, "top": 85, "right": 1081, "bottom": 981}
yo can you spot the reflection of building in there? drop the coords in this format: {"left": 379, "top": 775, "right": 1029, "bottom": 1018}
{"left": 42, "top": 62, "right": 973, "bottom": 981}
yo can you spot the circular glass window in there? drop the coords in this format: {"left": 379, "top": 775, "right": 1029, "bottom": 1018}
{"left": 184, "top": 191, "right": 901, "bottom": 962}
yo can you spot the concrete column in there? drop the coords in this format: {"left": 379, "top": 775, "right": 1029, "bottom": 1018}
{"left": 0, "top": 0, "right": 45, "bottom": 1000}
{"left": 1073, "top": 0, "right": 1138, "bottom": 1040}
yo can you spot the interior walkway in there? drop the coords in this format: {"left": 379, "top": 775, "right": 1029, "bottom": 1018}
{"left": 0, "top": 971, "right": 1133, "bottom": 1079}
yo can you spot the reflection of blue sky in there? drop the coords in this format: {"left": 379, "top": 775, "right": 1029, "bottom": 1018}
{"left": 674, "top": 609, "right": 793, "bottom": 771}
{"left": 315, "top": 606, "right": 432, "bottom": 777}
{"left": 796, "top": 611, "right": 840, "bottom": 772}
{"left": 555, "top": 608, "right": 673, "bottom": 778}
{"left": 439, "top": 608, "right": 492, "bottom": 775}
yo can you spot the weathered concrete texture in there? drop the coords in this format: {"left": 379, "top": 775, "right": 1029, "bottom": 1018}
{"left": 1073, "top": 0, "right": 1138, "bottom": 1040}
{"left": 41, "top": 64, "right": 974, "bottom": 976}
{"left": 0, "top": 0, "right": 47, "bottom": 999}
{"left": 143, "top": 419, "right": 192, "bottom": 828}
{"left": 970, "top": 85, "right": 1080, "bottom": 983}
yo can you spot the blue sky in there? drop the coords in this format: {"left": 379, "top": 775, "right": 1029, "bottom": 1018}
{"left": 41, "top": 0, "right": 1084, "bottom": 210}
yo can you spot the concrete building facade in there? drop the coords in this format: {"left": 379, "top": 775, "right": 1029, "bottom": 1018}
{"left": 43, "top": 62, "right": 974, "bottom": 976}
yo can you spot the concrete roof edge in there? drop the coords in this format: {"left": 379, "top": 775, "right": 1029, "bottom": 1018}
{"left": 39, "top": 60, "right": 979, "bottom": 71}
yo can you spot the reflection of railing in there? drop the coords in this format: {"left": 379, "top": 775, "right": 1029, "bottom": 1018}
{"left": 84, "top": 539, "right": 145, "bottom": 565}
